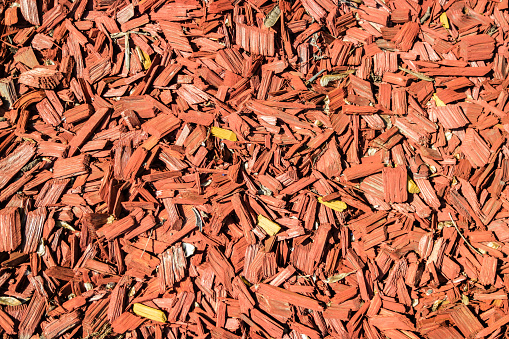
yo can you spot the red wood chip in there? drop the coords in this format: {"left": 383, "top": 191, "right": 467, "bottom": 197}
{"left": 1, "top": 0, "right": 509, "bottom": 337}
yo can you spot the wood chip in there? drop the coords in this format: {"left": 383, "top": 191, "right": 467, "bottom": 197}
{"left": 0, "top": 0, "right": 507, "bottom": 337}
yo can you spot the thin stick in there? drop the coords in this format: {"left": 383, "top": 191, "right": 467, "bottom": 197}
{"left": 141, "top": 229, "right": 153, "bottom": 258}
{"left": 192, "top": 207, "right": 203, "bottom": 232}
{"left": 398, "top": 66, "right": 434, "bottom": 82}
{"left": 125, "top": 32, "right": 130, "bottom": 75}
{"left": 448, "top": 213, "right": 482, "bottom": 255}
{"left": 305, "top": 69, "right": 326, "bottom": 85}
{"left": 0, "top": 39, "right": 17, "bottom": 49}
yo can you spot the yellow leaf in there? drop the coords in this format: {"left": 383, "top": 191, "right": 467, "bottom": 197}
{"left": 408, "top": 176, "right": 420, "bottom": 194}
{"left": 133, "top": 303, "right": 167, "bottom": 323}
{"left": 440, "top": 13, "right": 450, "bottom": 29}
{"left": 318, "top": 197, "right": 347, "bottom": 212}
{"left": 135, "top": 46, "right": 151, "bottom": 70}
{"left": 0, "top": 297, "right": 22, "bottom": 306}
{"left": 240, "top": 276, "right": 252, "bottom": 287}
{"left": 142, "top": 52, "right": 151, "bottom": 70}
{"left": 433, "top": 93, "right": 446, "bottom": 107}
{"left": 257, "top": 215, "right": 281, "bottom": 236}
{"left": 461, "top": 294, "right": 469, "bottom": 305}
{"left": 210, "top": 126, "right": 237, "bottom": 141}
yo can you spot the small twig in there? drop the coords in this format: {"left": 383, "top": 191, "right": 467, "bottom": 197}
{"left": 192, "top": 207, "right": 204, "bottom": 232}
{"left": 140, "top": 229, "right": 153, "bottom": 258}
{"left": 398, "top": 66, "right": 434, "bottom": 82}
{"left": 306, "top": 69, "right": 326, "bottom": 85}
{"left": 124, "top": 32, "right": 130, "bottom": 75}
{"left": 110, "top": 31, "right": 151, "bottom": 39}
{"left": 0, "top": 39, "right": 18, "bottom": 50}
{"left": 420, "top": 6, "right": 431, "bottom": 24}
{"left": 448, "top": 213, "right": 482, "bottom": 255}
